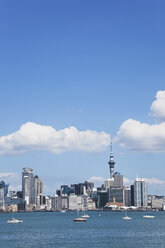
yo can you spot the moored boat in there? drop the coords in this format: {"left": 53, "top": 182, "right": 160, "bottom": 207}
{"left": 122, "top": 216, "right": 132, "bottom": 220}
{"left": 7, "top": 217, "right": 23, "bottom": 224}
{"left": 143, "top": 215, "right": 155, "bottom": 219}
{"left": 73, "top": 218, "right": 87, "bottom": 222}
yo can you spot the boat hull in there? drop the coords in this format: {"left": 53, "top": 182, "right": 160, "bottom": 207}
{"left": 73, "top": 218, "right": 87, "bottom": 222}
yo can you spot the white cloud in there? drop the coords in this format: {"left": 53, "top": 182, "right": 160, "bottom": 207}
{"left": 115, "top": 119, "right": 165, "bottom": 152}
{"left": 146, "top": 178, "right": 165, "bottom": 185}
{"left": 150, "top": 91, "right": 165, "bottom": 121}
{"left": 115, "top": 90, "right": 165, "bottom": 153}
{"left": 0, "top": 122, "right": 110, "bottom": 155}
{"left": 123, "top": 177, "right": 133, "bottom": 185}
{"left": 123, "top": 177, "right": 165, "bottom": 186}
{"left": 88, "top": 176, "right": 106, "bottom": 182}
{"left": 0, "top": 172, "right": 20, "bottom": 182}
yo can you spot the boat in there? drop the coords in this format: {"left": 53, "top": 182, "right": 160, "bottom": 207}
{"left": 122, "top": 216, "right": 132, "bottom": 220}
{"left": 74, "top": 207, "right": 87, "bottom": 222}
{"left": 143, "top": 215, "right": 155, "bottom": 219}
{"left": 122, "top": 207, "right": 132, "bottom": 220}
{"left": 143, "top": 207, "right": 155, "bottom": 219}
{"left": 7, "top": 217, "right": 23, "bottom": 224}
{"left": 81, "top": 214, "right": 90, "bottom": 218}
{"left": 73, "top": 217, "right": 87, "bottom": 222}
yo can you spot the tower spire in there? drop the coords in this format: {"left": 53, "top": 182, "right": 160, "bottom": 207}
{"left": 108, "top": 142, "right": 115, "bottom": 178}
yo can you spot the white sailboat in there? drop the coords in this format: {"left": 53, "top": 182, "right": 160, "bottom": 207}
{"left": 81, "top": 209, "right": 90, "bottom": 218}
{"left": 7, "top": 217, "right": 23, "bottom": 224}
{"left": 73, "top": 206, "right": 87, "bottom": 222}
{"left": 143, "top": 215, "right": 155, "bottom": 219}
{"left": 122, "top": 207, "right": 132, "bottom": 220}
{"left": 143, "top": 207, "right": 155, "bottom": 219}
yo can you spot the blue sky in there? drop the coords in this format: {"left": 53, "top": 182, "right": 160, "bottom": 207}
{"left": 0, "top": 0, "right": 165, "bottom": 195}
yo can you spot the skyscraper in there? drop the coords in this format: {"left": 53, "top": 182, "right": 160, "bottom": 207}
{"left": 0, "top": 181, "right": 5, "bottom": 211}
{"left": 113, "top": 172, "right": 123, "bottom": 188}
{"left": 134, "top": 177, "right": 147, "bottom": 207}
{"left": 108, "top": 143, "right": 115, "bottom": 178}
{"left": 34, "top": 175, "right": 43, "bottom": 205}
{"left": 22, "top": 167, "right": 34, "bottom": 205}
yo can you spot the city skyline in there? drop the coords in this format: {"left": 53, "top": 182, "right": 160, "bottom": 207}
{"left": 1, "top": 1, "right": 165, "bottom": 195}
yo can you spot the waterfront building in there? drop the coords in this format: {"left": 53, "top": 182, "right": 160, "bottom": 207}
{"left": 104, "top": 201, "right": 124, "bottom": 210}
{"left": 131, "top": 185, "right": 134, "bottom": 206}
{"left": 34, "top": 175, "right": 43, "bottom": 205}
{"left": 68, "top": 194, "right": 78, "bottom": 211}
{"left": 84, "top": 181, "right": 94, "bottom": 190}
{"left": 124, "top": 186, "right": 131, "bottom": 206}
{"left": 151, "top": 198, "right": 164, "bottom": 210}
{"left": 61, "top": 185, "right": 74, "bottom": 195}
{"left": 52, "top": 195, "right": 62, "bottom": 211}
{"left": 4, "top": 184, "right": 9, "bottom": 197}
{"left": 105, "top": 178, "right": 114, "bottom": 190}
{"left": 0, "top": 181, "right": 5, "bottom": 211}
{"left": 4, "top": 204, "right": 18, "bottom": 212}
{"left": 81, "top": 194, "right": 88, "bottom": 211}
{"left": 45, "top": 196, "right": 52, "bottom": 211}
{"left": 9, "top": 191, "right": 17, "bottom": 198}
{"left": 87, "top": 198, "right": 96, "bottom": 210}
{"left": 97, "top": 191, "right": 108, "bottom": 208}
{"left": 134, "top": 177, "right": 147, "bottom": 207}
{"left": 61, "top": 195, "right": 69, "bottom": 210}
{"left": 113, "top": 172, "right": 123, "bottom": 188}
{"left": 71, "top": 183, "right": 86, "bottom": 195}
{"left": 22, "top": 167, "right": 34, "bottom": 205}
{"left": 84, "top": 181, "right": 94, "bottom": 197}
{"left": 108, "top": 188, "right": 124, "bottom": 203}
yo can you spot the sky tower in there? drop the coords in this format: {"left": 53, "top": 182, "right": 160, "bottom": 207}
{"left": 108, "top": 142, "right": 115, "bottom": 178}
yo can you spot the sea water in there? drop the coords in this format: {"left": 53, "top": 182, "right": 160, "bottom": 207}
{"left": 0, "top": 211, "right": 165, "bottom": 248}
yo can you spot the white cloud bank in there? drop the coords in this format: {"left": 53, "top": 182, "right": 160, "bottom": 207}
{"left": 150, "top": 91, "right": 165, "bottom": 121}
{"left": 0, "top": 172, "right": 20, "bottom": 181}
{"left": 146, "top": 178, "right": 165, "bottom": 185}
{"left": 88, "top": 176, "right": 106, "bottom": 182}
{"left": 116, "top": 91, "right": 165, "bottom": 152}
{"left": 0, "top": 122, "right": 110, "bottom": 155}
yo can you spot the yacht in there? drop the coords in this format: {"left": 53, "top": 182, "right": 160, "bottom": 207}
{"left": 7, "top": 217, "right": 23, "bottom": 224}
{"left": 81, "top": 214, "right": 90, "bottom": 218}
{"left": 143, "top": 215, "right": 155, "bottom": 219}
{"left": 122, "top": 216, "right": 132, "bottom": 220}
{"left": 122, "top": 207, "right": 132, "bottom": 220}
{"left": 73, "top": 217, "right": 87, "bottom": 222}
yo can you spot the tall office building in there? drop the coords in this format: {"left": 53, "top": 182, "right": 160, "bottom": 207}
{"left": 108, "top": 143, "right": 115, "bottom": 178}
{"left": 34, "top": 175, "right": 43, "bottom": 205}
{"left": 124, "top": 187, "right": 131, "bottom": 206}
{"left": 22, "top": 167, "right": 34, "bottom": 205}
{"left": 0, "top": 181, "right": 5, "bottom": 210}
{"left": 134, "top": 177, "right": 147, "bottom": 207}
{"left": 113, "top": 172, "right": 123, "bottom": 188}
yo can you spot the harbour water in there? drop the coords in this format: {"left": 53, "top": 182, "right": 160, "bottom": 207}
{"left": 1, "top": 211, "right": 165, "bottom": 248}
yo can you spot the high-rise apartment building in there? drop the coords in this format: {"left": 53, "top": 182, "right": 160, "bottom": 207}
{"left": 0, "top": 181, "right": 5, "bottom": 210}
{"left": 34, "top": 175, "right": 43, "bottom": 205}
{"left": 134, "top": 177, "right": 147, "bottom": 207}
{"left": 22, "top": 167, "right": 34, "bottom": 205}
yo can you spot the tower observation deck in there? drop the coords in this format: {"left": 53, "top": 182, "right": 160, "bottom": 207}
{"left": 108, "top": 142, "right": 115, "bottom": 178}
